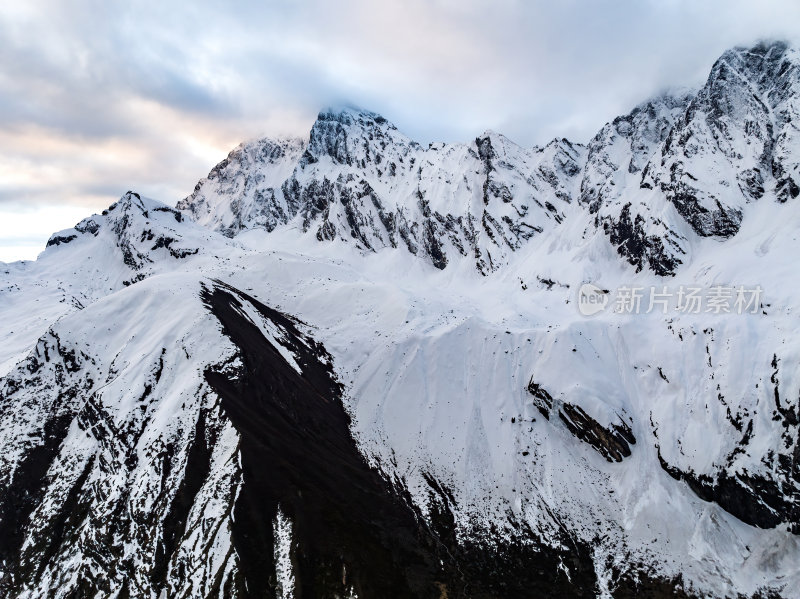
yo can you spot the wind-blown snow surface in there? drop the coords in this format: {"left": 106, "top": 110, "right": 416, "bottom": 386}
{"left": 1, "top": 41, "right": 800, "bottom": 598}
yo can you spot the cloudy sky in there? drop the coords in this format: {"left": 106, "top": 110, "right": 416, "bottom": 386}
{"left": 1, "top": 0, "right": 799, "bottom": 261}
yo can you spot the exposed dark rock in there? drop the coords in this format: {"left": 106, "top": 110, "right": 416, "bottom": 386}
{"left": 657, "top": 447, "right": 797, "bottom": 532}
{"left": 603, "top": 204, "right": 682, "bottom": 276}
{"left": 527, "top": 377, "right": 554, "bottom": 419}
{"left": 203, "top": 281, "right": 440, "bottom": 597}
{"left": 0, "top": 411, "right": 74, "bottom": 592}
{"left": 559, "top": 403, "right": 635, "bottom": 463}
{"left": 611, "top": 568, "right": 696, "bottom": 599}
{"left": 527, "top": 378, "right": 635, "bottom": 462}
{"left": 666, "top": 189, "right": 743, "bottom": 238}
{"left": 151, "top": 410, "right": 212, "bottom": 589}
{"left": 46, "top": 234, "right": 78, "bottom": 247}
{"left": 75, "top": 219, "right": 100, "bottom": 236}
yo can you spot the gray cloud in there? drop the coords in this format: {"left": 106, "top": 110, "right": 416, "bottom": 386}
{"left": 1, "top": 0, "right": 799, "bottom": 260}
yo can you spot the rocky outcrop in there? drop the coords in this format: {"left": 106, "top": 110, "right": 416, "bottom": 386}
{"left": 177, "top": 138, "right": 307, "bottom": 236}
{"left": 181, "top": 107, "right": 586, "bottom": 274}
{"left": 527, "top": 377, "right": 636, "bottom": 463}
{"left": 649, "top": 42, "right": 800, "bottom": 236}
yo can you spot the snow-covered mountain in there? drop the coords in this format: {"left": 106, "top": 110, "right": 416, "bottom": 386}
{"left": 178, "top": 107, "right": 585, "bottom": 274}
{"left": 2, "top": 41, "right": 800, "bottom": 598}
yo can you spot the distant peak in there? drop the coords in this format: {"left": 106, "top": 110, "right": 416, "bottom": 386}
{"left": 105, "top": 190, "right": 143, "bottom": 214}
{"left": 315, "top": 105, "right": 394, "bottom": 129}
{"left": 474, "top": 130, "right": 522, "bottom": 161}
{"left": 731, "top": 39, "right": 791, "bottom": 58}
{"left": 477, "top": 129, "right": 513, "bottom": 145}
{"left": 103, "top": 192, "right": 182, "bottom": 226}
{"left": 544, "top": 137, "right": 579, "bottom": 150}
{"left": 111, "top": 190, "right": 148, "bottom": 212}
{"left": 711, "top": 39, "right": 797, "bottom": 81}
{"left": 302, "top": 105, "right": 405, "bottom": 166}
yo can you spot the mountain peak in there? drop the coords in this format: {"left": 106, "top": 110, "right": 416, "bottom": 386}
{"left": 44, "top": 190, "right": 202, "bottom": 278}
{"left": 302, "top": 105, "right": 407, "bottom": 166}
{"left": 476, "top": 129, "right": 519, "bottom": 152}
{"left": 315, "top": 105, "right": 394, "bottom": 129}
{"left": 728, "top": 38, "right": 791, "bottom": 60}
{"left": 709, "top": 39, "right": 797, "bottom": 91}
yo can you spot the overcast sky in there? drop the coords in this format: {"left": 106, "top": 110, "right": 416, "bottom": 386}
{"left": 1, "top": 0, "right": 799, "bottom": 261}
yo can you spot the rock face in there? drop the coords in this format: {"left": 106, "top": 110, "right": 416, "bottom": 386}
{"left": 177, "top": 138, "right": 306, "bottom": 237}
{"left": 528, "top": 377, "right": 636, "bottom": 463}
{"left": 580, "top": 91, "right": 695, "bottom": 275}
{"left": 182, "top": 107, "right": 586, "bottom": 274}
{"left": 649, "top": 42, "right": 800, "bottom": 235}
{"left": 2, "top": 41, "right": 800, "bottom": 599}
{"left": 179, "top": 42, "right": 800, "bottom": 279}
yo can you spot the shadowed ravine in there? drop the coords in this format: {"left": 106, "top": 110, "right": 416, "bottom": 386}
{"left": 202, "top": 281, "right": 444, "bottom": 598}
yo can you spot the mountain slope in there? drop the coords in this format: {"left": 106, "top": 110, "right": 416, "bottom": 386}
{"left": 0, "top": 191, "right": 230, "bottom": 378}
{"left": 1, "top": 40, "right": 800, "bottom": 598}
